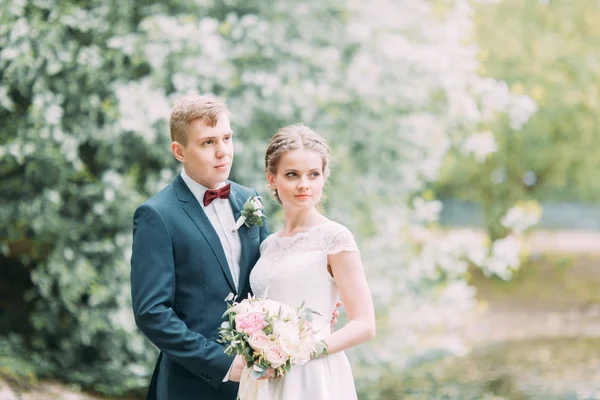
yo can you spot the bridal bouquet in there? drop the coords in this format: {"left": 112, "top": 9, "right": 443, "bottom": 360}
{"left": 218, "top": 293, "right": 327, "bottom": 398}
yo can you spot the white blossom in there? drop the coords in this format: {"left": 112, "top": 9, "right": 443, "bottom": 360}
{"left": 483, "top": 235, "right": 522, "bottom": 279}
{"left": 115, "top": 80, "right": 170, "bottom": 141}
{"left": 45, "top": 104, "right": 63, "bottom": 126}
{"left": 10, "top": 18, "right": 29, "bottom": 40}
{"left": 508, "top": 95, "right": 538, "bottom": 130}
{"left": 462, "top": 131, "right": 499, "bottom": 163}
{"left": 45, "top": 190, "right": 61, "bottom": 205}
{"left": 412, "top": 198, "right": 443, "bottom": 223}
{"left": 501, "top": 201, "right": 543, "bottom": 234}
{"left": 109, "top": 307, "right": 137, "bottom": 333}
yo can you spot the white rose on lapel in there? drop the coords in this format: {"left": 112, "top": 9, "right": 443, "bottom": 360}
{"left": 232, "top": 196, "right": 266, "bottom": 232}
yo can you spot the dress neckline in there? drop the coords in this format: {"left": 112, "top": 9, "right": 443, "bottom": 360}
{"left": 275, "top": 219, "right": 333, "bottom": 240}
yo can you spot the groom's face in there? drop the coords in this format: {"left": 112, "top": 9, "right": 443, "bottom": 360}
{"left": 172, "top": 115, "right": 234, "bottom": 189}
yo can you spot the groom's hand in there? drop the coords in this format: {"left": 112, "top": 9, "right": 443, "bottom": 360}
{"left": 228, "top": 355, "right": 246, "bottom": 382}
{"left": 330, "top": 300, "right": 342, "bottom": 331}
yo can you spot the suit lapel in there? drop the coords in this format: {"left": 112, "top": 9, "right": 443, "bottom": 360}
{"left": 229, "top": 186, "right": 251, "bottom": 291}
{"left": 173, "top": 175, "right": 237, "bottom": 294}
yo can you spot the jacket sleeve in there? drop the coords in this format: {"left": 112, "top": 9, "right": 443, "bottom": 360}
{"left": 130, "top": 203, "right": 233, "bottom": 388}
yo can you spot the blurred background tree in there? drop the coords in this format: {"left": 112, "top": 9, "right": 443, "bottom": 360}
{"left": 0, "top": 0, "right": 178, "bottom": 394}
{"left": 434, "top": 0, "right": 600, "bottom": 240}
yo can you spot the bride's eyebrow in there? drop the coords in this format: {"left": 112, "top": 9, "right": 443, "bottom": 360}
{"left": 283, "top": 168, "right": 321, "bottom": 172}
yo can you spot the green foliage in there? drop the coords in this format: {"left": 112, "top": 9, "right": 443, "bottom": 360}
{"left": 435, "top": 0, "right": 600, "bottom": 238}
{"left": 0, "top": 0, "right": 173, "bottom": 394}
{"left": 0, "top": 335, "right": 39, "bottom": 390}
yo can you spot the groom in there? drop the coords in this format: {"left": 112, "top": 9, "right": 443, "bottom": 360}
{"left": 130, "top": 95, "right": 267, "bottom": 400}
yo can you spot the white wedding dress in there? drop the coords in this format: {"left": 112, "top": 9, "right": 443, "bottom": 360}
{"left": 249, "top": 219, "right": 360, "bottom": 400}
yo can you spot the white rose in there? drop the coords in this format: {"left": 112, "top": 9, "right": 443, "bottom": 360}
{"left": 250, "top": 198, "right": 262, "bottom": 209}
{"left": 272, "top": 321, "right": 299, "bottom": 338}
{"left": 291, "top": 348, "right": 312, "bottom": 366}
{"left": 265, "top": 344, "right": 288, "bottom": 368}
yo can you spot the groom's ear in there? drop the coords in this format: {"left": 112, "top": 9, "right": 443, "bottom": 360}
{"left": 171, "top": 142, "right": 185, "bottom": 162}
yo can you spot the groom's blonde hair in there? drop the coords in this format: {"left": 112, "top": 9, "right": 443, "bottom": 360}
{"left": 169, "top": 95, "right": 231, "bottom": 146}
{"left": 265, "top": 124, "right": 330, "bottom": 203}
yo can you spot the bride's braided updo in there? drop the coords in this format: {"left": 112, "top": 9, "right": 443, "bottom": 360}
{"left": 265, "top": 124, "right": 330, "bottom": 203}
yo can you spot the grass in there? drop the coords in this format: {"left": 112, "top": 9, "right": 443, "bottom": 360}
{"left": 361, "top": 337, "right": 600, "bottom": 400}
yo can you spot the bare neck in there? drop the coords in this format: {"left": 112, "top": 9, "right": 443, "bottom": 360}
{"left": 281, "top": 206, "right": 327, "bottom": 235}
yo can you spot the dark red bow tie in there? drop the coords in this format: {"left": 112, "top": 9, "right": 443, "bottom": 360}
{"left": 203, "top": 183, "right": 231, "bottom": 206}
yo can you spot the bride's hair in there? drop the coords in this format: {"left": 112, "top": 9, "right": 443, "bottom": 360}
{"left": 264, "top": 124, "right": 330, "bottom": 203}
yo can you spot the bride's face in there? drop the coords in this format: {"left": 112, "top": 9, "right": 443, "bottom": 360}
{"left": 268, "top": 149, "right": 325, "bottom": 210}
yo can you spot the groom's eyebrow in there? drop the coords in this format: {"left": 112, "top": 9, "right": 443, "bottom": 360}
{"left": 198, "top": 131, "right": 234, "bottom": 140}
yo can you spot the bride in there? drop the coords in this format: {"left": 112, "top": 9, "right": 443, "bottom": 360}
{"left": 245, "top": 123, "right": 376, "bottom": 399}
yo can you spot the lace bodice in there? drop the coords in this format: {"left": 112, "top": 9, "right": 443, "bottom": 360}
{"left": 249, "top": 220, "right": 359, "bottom": 334}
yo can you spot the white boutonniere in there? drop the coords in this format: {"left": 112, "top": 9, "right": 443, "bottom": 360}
{"left": 232, "top": 196, "right": 266, "bottom": 232}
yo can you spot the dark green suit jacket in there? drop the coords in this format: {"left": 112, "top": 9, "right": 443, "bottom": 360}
{"left": 131, "top": 174, "right": 268, "bottom": 400}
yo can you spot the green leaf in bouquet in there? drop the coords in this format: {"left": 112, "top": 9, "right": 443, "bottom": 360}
{"left": 225, "top": 292, "right": 236, "bottom": 302}
{"left": 284, "top": 362, "right": 292, "bottom": 373}
{"left": 222, "top": 307, "right": 236, "bottom": 318}
{"left": 304, "top": 307, "right": 320, "bottom": 322}
{"left": 317, "top": 340, "right": 328, "bottom": 357}
{"left": 223, "top": 344, "right": 235, "bottom": 356}
{"left": 243, "top": 346, "right": 252, "bottom": 359}
{"left": 251, "top": 365, "right": 266, "bottom": 380}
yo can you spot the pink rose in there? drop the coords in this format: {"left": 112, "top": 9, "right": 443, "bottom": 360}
{"left": 265, "top": 344, "right": 288, "bottom": 368}
{"left": 235, "top": 312, "right": 267, "bottom": 336}
{"left": 248, "top": 331, "right": 269, "bottom": 352}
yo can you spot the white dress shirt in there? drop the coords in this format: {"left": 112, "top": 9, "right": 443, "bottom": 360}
{"left": 180, "top": 169, "right": 242, "bottom": 291}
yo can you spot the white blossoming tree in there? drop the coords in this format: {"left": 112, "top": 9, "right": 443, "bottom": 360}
{"left": 0, "top": 0, "right": 538, "bottom": 396}
{"left": 329, "top": 2, "right": 539, "bottom": 393}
